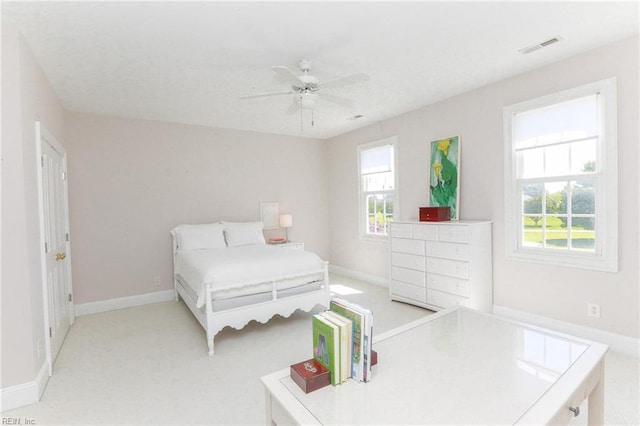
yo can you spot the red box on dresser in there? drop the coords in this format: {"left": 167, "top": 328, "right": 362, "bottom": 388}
{"left": 419, "top": 207, "right": 451, "bottom": 222}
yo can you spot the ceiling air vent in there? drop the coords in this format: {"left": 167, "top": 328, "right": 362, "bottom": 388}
{"left": 519, "top": 35, "right": 562, "bottom": 54}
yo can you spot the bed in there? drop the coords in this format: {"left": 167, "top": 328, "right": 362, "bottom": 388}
{"left": 171, "top": 221, "right": 330, "bottom": 356}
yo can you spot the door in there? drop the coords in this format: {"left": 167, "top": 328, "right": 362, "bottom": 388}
{"left": 38, "top": 123, "right": 73, "bottom": 363}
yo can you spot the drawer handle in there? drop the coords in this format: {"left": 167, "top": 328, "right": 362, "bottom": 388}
{"left": 569, "top": 406, "right": 580, "bottom": 417}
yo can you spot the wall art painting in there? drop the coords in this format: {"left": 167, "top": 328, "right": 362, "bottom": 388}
{"left": 429, "top": 136, "right": 460, "bottom": 220}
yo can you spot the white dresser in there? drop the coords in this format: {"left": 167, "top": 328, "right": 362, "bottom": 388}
{"left": 389, "top": 221, "right": 492, "bottom": 312}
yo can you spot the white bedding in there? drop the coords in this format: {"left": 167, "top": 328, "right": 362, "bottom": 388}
{"left": 175, "top": 245, "right": 325, "bottom": 308}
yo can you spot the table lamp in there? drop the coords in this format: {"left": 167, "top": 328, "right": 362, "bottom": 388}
{"left": 280, "top": 214, "right": 293, "bottom": 242}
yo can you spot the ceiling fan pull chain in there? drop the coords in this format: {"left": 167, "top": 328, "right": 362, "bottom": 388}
{"left": 312, "top": 109, "right": 314, "bottom": 127}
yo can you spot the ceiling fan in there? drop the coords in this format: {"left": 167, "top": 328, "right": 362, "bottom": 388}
{"left": 240, "top": 59, "right": 369, "bottom": 115}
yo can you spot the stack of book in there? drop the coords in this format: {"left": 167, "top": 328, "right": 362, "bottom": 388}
{"left": 311, "top": 298, "right": 374, "bottom": 385}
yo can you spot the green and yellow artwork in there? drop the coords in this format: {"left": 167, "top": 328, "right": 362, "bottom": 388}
{"left": 429, "top": 136, "right": 460, "bottom": 220}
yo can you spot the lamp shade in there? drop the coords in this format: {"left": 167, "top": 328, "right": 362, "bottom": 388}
{"left": 279, "top": 214, "right": 293, "bottom": 228}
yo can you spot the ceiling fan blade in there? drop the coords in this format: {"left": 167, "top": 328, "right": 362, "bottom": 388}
{"left": 285, "top": 99, "right": 300, "bottom": 115}
{"left": 240, "top": 90, "right": 293, "bottom": 99}
{"left": 272, "top": 66, "right": 304, "bottom": 87}
{"left": 320, "top": 73, "right": 370, "bottom": 89}
{"left": 318, "top": 92, "right": 355, "bottom": 108}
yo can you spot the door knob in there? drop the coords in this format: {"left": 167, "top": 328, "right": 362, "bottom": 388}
{"left": 55, "top": 252, "right": 66, "bottom": 261}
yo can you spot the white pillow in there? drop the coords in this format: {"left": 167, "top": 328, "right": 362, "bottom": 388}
{"left": 222, "top": 221, "right": 266, "bottom": 247}
{"left": 172, "top": 223, "right": 226, "bottom": 250}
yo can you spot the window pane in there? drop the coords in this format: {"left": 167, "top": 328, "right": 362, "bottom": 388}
{"left": 363, "top": 171, "right": 394, "bottom": 191}
{"left": 545, "top": 144, "right": 570, "bottom": 177}
{"left": 523, "top": 216, "right": 543, "bottom": 247}
{"left": 570, "top": 217, "right": 595, "bottom": 251}
{"left": 522, "top": 183, "right": 543, "bottom": 214}
{"left": 366, "top": 191, "right": 378, "bottom": 234}
{"left": 384, "top": 193, "right": 394, "bottom": 214}
{"left": 545, "top": 216, "right": 567, "bottom": 249}
{"left": 571, "top": 181, "right": 595, "bottom": 214}
{"left": 366, "top": 193, "right": 393, "bottom": 235}
{"left": 570, "top": 139, "right": 597, "bottom": 174}
{"left": 518, "top": 148, "right": 544, "bottom": 178}
{"left": 545, "top": 182, "right": 566, "bottom": 214}
{"left": 518, "top": 139, "right": 596, "bottom": 179}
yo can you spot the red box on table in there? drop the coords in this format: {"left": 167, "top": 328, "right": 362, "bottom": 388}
{"left": 290, "top": 359, "right": 331, "bottom": 393}
{"left": 419, "top": 207, "right": 451, "bottom": 222}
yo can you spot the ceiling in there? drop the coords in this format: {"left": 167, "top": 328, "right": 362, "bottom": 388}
{"left": 3, "top": 1, "right": 638, "bottom": 140}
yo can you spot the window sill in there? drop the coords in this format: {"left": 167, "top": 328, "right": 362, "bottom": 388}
{"left": 506, "top": 249, "right": 618, "bottom": 273}
{"left": 360, "top": 234, "right": 390, "bottom": 244}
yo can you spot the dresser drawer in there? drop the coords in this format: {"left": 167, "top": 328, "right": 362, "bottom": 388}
{"left": 391, "top": 266, "right": 426, "bottom": 287}
{"left": 426, "top": 258, "right": 469, "bottom": 279}
{"left": 391, "top": 281, "right": 426, "bottom": 302}
{"left": 427, "top": 289, "right": 469, "bottom": 309}
{"left": 427, "top": 274, "right": 470, "bottom": 297}
{"left": 392, "top": 252, "right": 426, "bottom": 271}
{"left": 391, "top": 238, "right": 425, "bottom": 256}
{"left": 390, "top": 223, "right": 413, "bottom": 238}
{"left": 437, "top": 225, "right": 469, "bottom": 243}
{"left": 425, "top": 241, "right": 469, "bottom": 261}
{"left": 412, "top": 224, "right": 438, "bottom": 241}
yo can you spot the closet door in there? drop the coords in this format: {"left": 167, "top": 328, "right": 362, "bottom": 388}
{"left": 39, "top": 123, "right": 73, "bottom": 364}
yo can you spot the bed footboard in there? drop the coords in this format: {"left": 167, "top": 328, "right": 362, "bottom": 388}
{"left": 179, "top": 261, "right": 330, "bottom": 356}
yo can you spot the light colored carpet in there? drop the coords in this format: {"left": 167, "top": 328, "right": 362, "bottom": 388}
{"left": 3, "top": 274, "right": 638, "bottom": 425}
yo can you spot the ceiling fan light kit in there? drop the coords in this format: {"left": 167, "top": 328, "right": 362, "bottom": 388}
{"left": 241, "top": 59, "right": 369, "bottom": 131}
{"left": 297, "top": 92, "right": 317, "bottom": 110}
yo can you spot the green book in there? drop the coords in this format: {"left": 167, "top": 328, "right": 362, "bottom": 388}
{"left": 312, "top": 313, "right": 339, "bottom": 385}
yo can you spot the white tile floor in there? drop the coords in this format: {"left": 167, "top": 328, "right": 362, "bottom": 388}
{"left": 3, "top": 274, "right": 638, "bottom": 425}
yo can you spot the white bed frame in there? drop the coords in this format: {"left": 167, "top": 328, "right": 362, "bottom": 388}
{"left": 171, "top": 236, "right": 330, "bottom": 356}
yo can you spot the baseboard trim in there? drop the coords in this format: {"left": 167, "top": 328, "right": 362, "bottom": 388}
{"left": 75, "top": 289, "right": 175, "bottom": 316}
{"left": 329, "top": 265, "right": 388, "bottom": 287}
{"left": 493, "top": 305, "right": 639, "bottom": 358}
{"left": 35, "top": 359, "right": 49, "bottom": 400}
{"left": 1, "top": 360, "right": 49, "bottom": 412}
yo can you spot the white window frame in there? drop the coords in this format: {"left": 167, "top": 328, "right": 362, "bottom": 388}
{"left": 358, "top": 137, "right": 399, "bottom": 241}
{"left": 503, "top": 78, "right": 618, "bottom": 272}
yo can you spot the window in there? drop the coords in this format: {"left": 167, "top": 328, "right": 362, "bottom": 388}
{"left": 504, "top": 78, "right": 617, "bottom": 271}
{"left": 358, "top": 137, "right": 398, "bottom": 239}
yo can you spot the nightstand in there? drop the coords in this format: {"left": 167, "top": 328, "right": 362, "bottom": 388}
{"left": 271, "top": 242, "right": 304, "bottom": 250}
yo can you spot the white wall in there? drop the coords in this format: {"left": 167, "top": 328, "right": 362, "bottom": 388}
{"left": 65, "top": 112, "right": 329, "bottom": 304}
{"left": 1, "top": 23, "right": 66, "bottom": 389}
{"left": 327, "top": 36, "right": 639, "bottom": 340}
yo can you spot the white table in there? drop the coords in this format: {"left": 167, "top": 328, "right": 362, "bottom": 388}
{"left": 262, "top": 306, "right": 608, "bottom": 425}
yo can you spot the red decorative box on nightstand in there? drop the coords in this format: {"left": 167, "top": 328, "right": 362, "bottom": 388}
{"left": 419, "top": 207, "right": 451, "bottom": 222}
